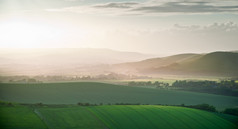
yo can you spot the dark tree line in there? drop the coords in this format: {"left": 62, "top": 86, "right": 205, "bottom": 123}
{"left": 172, "top": 80, "right": 238, "bottom": 89}
{"left": 223, "top": 108, "right": 238, "bottom": 116}
{"left": 8, "top": 78, "right": 42, "bottom": 83}
{"left": 184, "top": 104, "right": 217, "bottom": 112}
{"left": 2, "top": 73, "right": 151, "bottom": 83}
{"left": 128, "top": 81, "right": 169, "bottom": 87}
{"left": 172, "top": 80, "right": 238, "bottom": 96}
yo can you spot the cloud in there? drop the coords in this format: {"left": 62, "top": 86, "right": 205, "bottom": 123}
{"left": 65, "top": 0, "right": 78, "bottom": 1}
{"left": 45, "top": 0, "right": 238, "bottom": 15}
{"left": 132, "top": 1, "right": 238, "bottom": 13}
{"left": 80, "top": 21, "right": 237, "bottom": 55}
{"left": 173, "top": 22, "right": 238, "bottom": 33}
{"left": 104, "top": 21, "right": 238, "bottom": 54}
{"left": 94, "top": 2, "right": 139, "bottom": 9}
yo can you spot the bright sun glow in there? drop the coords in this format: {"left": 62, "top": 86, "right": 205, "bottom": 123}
{"left": 0, "top": 20, "right": 62, "bottom": 48}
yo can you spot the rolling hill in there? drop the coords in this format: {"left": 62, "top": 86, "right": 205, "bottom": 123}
{"left": 1, "top": 105, "right": 237, "bottom": 129}
{"left": 113, "top": 51, "right": 238, "bottom": 77}
{"left": 0, "top": 82, "right": 238, "bottom": 110}
{"left": 151, "top": 52, "right": 238, "bottom": 76}
{"left": 1, "top": 49, "right": 237, "bottom": 77}
{"left": 0, "top": 48, "right": 154, "bottom": 75}
{"left": 113, "top": 53, "right": 200, "bottom": 72}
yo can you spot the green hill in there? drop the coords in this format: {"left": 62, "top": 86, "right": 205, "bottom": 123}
{"left": 115, "top": 51, "right": 238, "bottom": 77}
{"left": 156, "top": 52, "right": 238, "bottom": 76}
{"left": 0, "top": 105, "right": 48, "bottom": 129}
{"left": 0, "top": 82, "right": 238, "bottom": 110}
{"left": 88, "top": 105, "right": 238, "bottom": 129}
{"left": 1, "top": 105, "right": 237, "bottom": 129}
{"left": 113, "top": 53, "right": 200, "bottom": 71}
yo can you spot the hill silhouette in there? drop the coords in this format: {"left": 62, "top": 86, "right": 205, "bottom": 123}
{"left": 114, "top": 51, "right": 238, "bottom": 77}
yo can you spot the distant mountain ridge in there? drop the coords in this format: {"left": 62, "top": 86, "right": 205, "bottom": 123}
{"left": 1, "top": 49, "right": 238, "bottom": 77}
{"left": 0, "top": 48, "right": 154, "bottom": 65}
{"left": 113, "top": 51, "right": 238, "bottom": 77}
{"left": 0, "top": 48, "right": 155, "bottom": 75}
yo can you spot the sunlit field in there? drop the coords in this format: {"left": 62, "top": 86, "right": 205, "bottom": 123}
{"left": 1, "top": 104, "right": 238, "bottom": 129}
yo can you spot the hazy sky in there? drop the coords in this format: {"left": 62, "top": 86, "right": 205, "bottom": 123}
{"left": 0, "top": 0, "right": 238, "bottom": 55}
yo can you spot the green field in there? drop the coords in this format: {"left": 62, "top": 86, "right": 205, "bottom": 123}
{"left": 1, "top": 105, "right": 237, "bottom": 129}
{"left": 0, "top": 82, "right": 238, "bottom": 110}
{"left": 0, "top": 106, "right": 47, "bottom": 129}
{"left": 88, "top": 105, "right": 238, "bottom": 129}
{"left": 36, "top": 106, "right": 106, "bottom": 129}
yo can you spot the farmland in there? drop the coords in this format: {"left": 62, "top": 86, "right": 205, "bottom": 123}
{"left": 0, "top": 105, "right": 47, "bottom": 129}
{"left": 0, "top": 82, "right": 238, "bottom": 111}
{"left": 0, "top": 104, "right": 237, "bottom": 129}
{"left": 88, "top": 105, "right": 238, "bottom": 129}
{"left": 1, "top": 82, "right": 238, "bottom": 129}
{"left": 1, "top": 0, "right": 238, "bottom": 128}
{"left": 36, "top": 106, "right": 106, "bottom": 129}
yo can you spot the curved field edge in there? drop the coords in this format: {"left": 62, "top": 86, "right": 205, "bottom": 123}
{"left": 0, "top": 105, "right": 48, "bottom": 129}
{"left": 0, "top": 82, "right": 238, "bottom": 110}
{"left": 87, "top": 105, "right": 238, "bottom": 129}
{"left": 36, "top": 107, "right": 107, "bottom": 129}
{"left": 0, "top": 105, "right": 237, "bottom": 129}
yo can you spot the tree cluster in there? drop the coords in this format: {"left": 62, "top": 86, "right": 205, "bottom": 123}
{"left": 183, "top": 104, "right": 217, "bottom": 112}
{"left": 172, "top": 80, "right": 238, "bottom": 96}
{"left": 9, "top": 78, "right": 42, "bottom": 83}
{"left": 1, "top": 74, "right": 151, "bottom": 83}
{"left": 223, "top": 108, "right": 238, "bottom": 116}
{"left": 128, "top": 81, "right": 169, "bottom": 87}
{"left": 172, "top": 80, "right": 238, "bottom": 89}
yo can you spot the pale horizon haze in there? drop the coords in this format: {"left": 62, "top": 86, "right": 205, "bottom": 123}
{"left": 1, "top": 0, "right": 238, "bottom": 55}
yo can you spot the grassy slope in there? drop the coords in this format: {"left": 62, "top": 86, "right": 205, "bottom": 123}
{"left": 118, "top": 51, "right": 238, "bottom": 76}
{"left": 37, "top": 107, "right": 106, "bottom": 129}
{"left": 157, "top": 52, "right": 238, "bottom": 76}
{"left": 1, "top": 105, "right": 237, "bottom": 129}
{"left": 176, "top": 52, "right": 238, "bottom": 72}
{"left": 114, "top": 53, "right": 200, "bottom": 70}
{"left": 215, "top": 113, "right": 238, "bottom": 126}
{"left": 87, "top": 105, "right": 238, "bottom": 129}
{"left": 0, "top": 106, "right": 47, "bottom": 129}
{"left": 0, "top": 82, "right": 238, "bottom": 110}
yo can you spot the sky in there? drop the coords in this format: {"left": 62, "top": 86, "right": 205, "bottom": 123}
{"left": 0, "top": 0, "right": 238, "bottom": 55}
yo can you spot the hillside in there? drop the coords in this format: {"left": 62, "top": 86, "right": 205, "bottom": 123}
{"left": 2, "top": 49, "right": 237, "bottom": 77}
{"left": 1, "top": 105, "right": 237, "bottom": 129}
{"left": 154, "top": 52, "right": 238, "bottom": 76}
{"left": 112, "top": 53, "right": 200, "bottom": 73}
{"left": 0, "top": 105, "right": 47, "bottom": 129}
{"left": 0, "top": 82, "right": 238, "bottom": 110}
{"left": 114, "top": 51, "right": 238, "bottom": 77}
{"left": 88, "top": 105, "right": 237, "bottom": 129}
{"left": 0, "top": 48, "right": 154, "bottom": 75}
